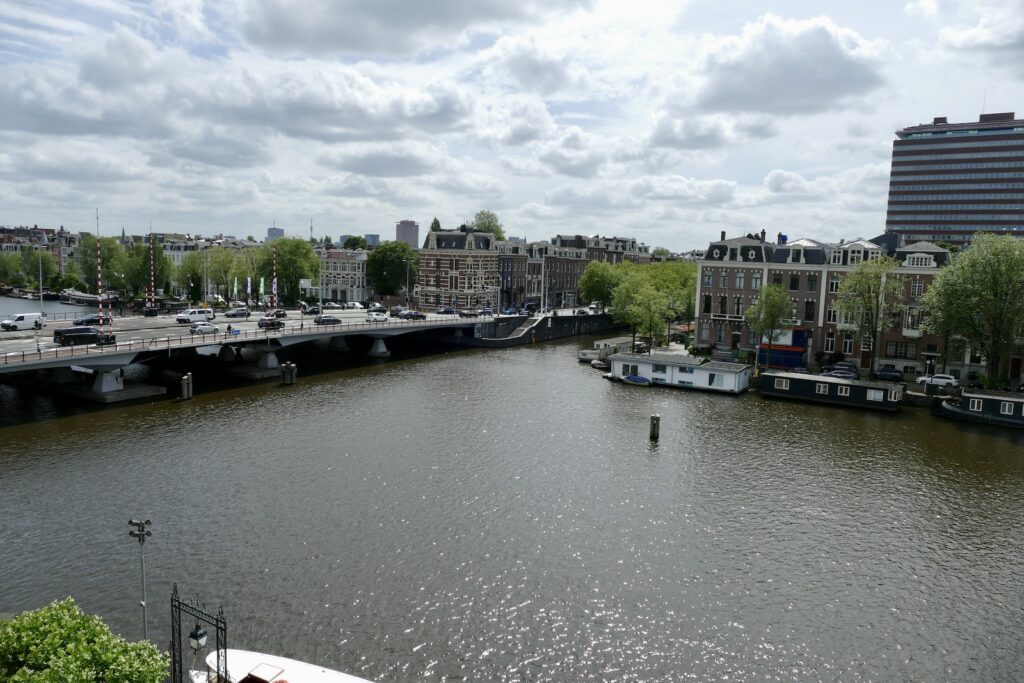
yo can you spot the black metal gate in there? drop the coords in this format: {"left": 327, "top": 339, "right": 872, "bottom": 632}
{"left": 169, "top": 584, "right": 227, "bottom": 683}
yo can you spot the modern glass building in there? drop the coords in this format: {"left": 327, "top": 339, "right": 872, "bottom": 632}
{"left": 885, "top": 112, "right": 1024, "bottom": 245}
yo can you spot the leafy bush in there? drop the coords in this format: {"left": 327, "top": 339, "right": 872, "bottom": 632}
{"left": 0, "top": 598, "right": 168, "bottom": 682}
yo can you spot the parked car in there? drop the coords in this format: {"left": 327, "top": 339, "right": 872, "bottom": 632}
{"left": 438, "top": 306, "right": 456, "bottom": 315}
{"left": 366, "top": 312, "right": 388, "bottom": 323}
{"left": 458, "top": 309, "right": 478, "bottom": 318}
{"left": 389, "top": 306, "right": 407, "bottom": 318}
{"left": 478, "top": 307, "right": 494, "bottom": 317}
{"left": 821, "top": 369, "right": 858, "bottom": 379}
{"left": 190, "top": 322, "right": 219, "bottom": 335}
{"left": 258, "top": 316, "right": 285, "bottom": 329}
{"left": 225, "top": 307, "right": 250, "bottom": 318}
{"left": 72, "top": 313, "right": 111, "bottom": 326}
{"left": 574, "top": 308, "right": 588, "bottom": 315}
{"left": 400, "top": 310, "right": 426, "bottom": 320}
{"left": 916, "top": 373, "right": 959, "bottom": 388}
{"left": 143, "top": 307, "right": 159, "bottom": 317}
{"left": 518, "top": 308, "right": 533, "bottom": 317}
{"left": 823, "top": 361, "right": 859, "bottom": 374}
{"left": 313, "top": 314, "right": 341, "bottom": 325}
{"left": 324, "top": 301, "right": 344, "bottom": 309}
{"left": 874, "top": 368, "right": 904, "bottom": 382}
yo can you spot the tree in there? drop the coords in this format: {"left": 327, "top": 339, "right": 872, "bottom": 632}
{"left": 0, "top": 252, "right": 22, "bottom": 283}
{"left": 646, "top": 260, "right": 696, "bottom": 322}
{"left": 921, "top": 234, "right": 1024, "bottom": 381}
{"left": 652, "top": 246, "right": 671, "bottom": 258}
{"left": 207, "top": 247, "right": 236, "bottom": 300}
{"left": 122, "top": 242, "right": 172, "bottom": 301}
{"left": 471, "top": 210, "right": 506, "bottom": 241}
{"left": 579, "top": 261, "right": 619, "bottom": 311}
{"left": 342, "top": 236, "right": 368, "bottom": 250}
{"left": 745, "top": 283, "right": 791, "bottom": 372}
{"left": 430, "top": 217, "right": 441, "bottom": 231}
{"left": 177, "top": 252, "right": 205, "bottom": 303}
{"left": 834, "top": 256, "right": 904, "bottom": 372}
{"left": 76, "top": 235, "right": 126, "bottom": 294}
{"left": 257, "top": 237, "right": 319, "bottom": 306}
{"left": 0, "top": 598, "right": 168, "bottom": 682}
{"left": 23, "top": 250, "right": 57, "bottom": 286}
{"left": 367, "top": 241, "right": 418, "bottom": 298}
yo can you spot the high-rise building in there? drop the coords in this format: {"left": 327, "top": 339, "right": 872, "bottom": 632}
{"left": 885, "top": 112, "right": 1024, "bottom": 245}
{"left": 395, "top": 220, "right": 419, "bottom": 249}
{"left": 266, "top": 226, "right": 284, "bottom": 241}
{"left": 364, "top": 234, "right": 380, "bottom": 247}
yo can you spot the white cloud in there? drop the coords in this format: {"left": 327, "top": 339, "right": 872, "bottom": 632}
{"left": 320, "top": 141, "right": 445, "bottom": 177}
{"left": 627, "top": 175, "right": 736, "bottom": 204}
{"left": 647, "top": 113, "right": 777, "bottom": 150}
{"left": 477, "top": 95, "right": 555, "bottom": 146}
{"left": 536, "top": 126, "right": 609, "bottom": 177}
{"left": 939, "top": 3, "right": 1024, "bottom": 66}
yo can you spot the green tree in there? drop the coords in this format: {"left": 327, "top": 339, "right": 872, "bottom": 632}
{"left": 367, "top": 241, "right": 418, "bottom": 298}
{"left": 0, "top": 598, "right": 168, "bottom": 682}
{"left": 122, "top": 242, "right": 172, "bottom": 301}
{"left": 342, "top": 236, "right": 369, "bottom": 250}
{"left": 652, "top": 246, "right": 671, "bottom": 258}
{"left": 647, "top": 260, "right": 696, "bottom": 322}
{"left": 177, "top": 252, "right": 205, "bottom": 303}
{"left": 745, "top": 283, "right": 791, "bottom": 372}
{"left": 258, "top": 237, "right": 319, "bottom": 306}
{"left": 77, "top": 235, "right": 126, "bottom": 294}
{"left": 579, "top": 261, "right": 619, "bottom": 311}
{"left": 0, "top": 252, "right": 22, "bottom": 283}
{"left": 430, "top": 217, "right": 441, "bottom": 231}
{"left": 921, "top": 234, "right": 1024, "bottom": 380}
{"left": 23, "top": 250, "right": 57, "bottom": 287}
{"left": 207, "top": 247, "right": 236, "bottom": 300}
{"left": 834, "top": 256, "right": 904, "bottom": 372}
{"left": 471, "top": 210, "right": 506, "bottom": 241}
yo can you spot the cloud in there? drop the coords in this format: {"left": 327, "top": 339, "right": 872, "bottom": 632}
{"left": 477, "top": 95, "right": 555, "bottom": 146}
{"left": 627, "top": 175, "right": 736, "bottom": 204}
{"left": 694, "top": 14, "right": 886, "bottom": 114}
{"left": 320, "top": 141, "right": 444, "bottom": 176}
{"left": 939, "top": 4, "right": 1024, "bottom": 66}
{"left": 904, "top": 0, "right": 938, "bottom": 18}
{"left": 536, "top": 126, "right": 608, "bottom": 177}
{"left": 647, "top": 113, "right": 777, "bottom": 150}
{"left": 237, "top": 0, "right": 594, "bottom": 56}
{"left": 481, "top": 35, "right": 584, "bottom": 96}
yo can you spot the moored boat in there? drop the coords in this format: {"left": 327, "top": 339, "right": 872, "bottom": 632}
{"left": 590, "top": 359, "right": 610, "bottom": 370}
{"left": 758, "top": 371, "right": 904, "bottom": 411}
{"left": 607, "top": 351, "right": 750, "bottom": 394}
{"left": 578, "top": 336, "right": 633, "bottom": 362}
{"left": 934, "top": 389, "right": 1024, "bottom": 429}
{"left": 205, "top": 648, "right": 374, "bottom": 682}
{"left": 622, "top": 374, "right": 651, "bottom": 386}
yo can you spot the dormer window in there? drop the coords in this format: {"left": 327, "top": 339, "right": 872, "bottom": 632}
{"left": 905, "top": 254, "right": 932, "bottom": 268}
{"left": 849, "top": 250, "right": 862, "bottom": 265}
{"left": 867, "top": 251, "right": 880, "bottom": 261}
{"left": 791, "top": 249, "right": 801, "bottom": 262}
{"left": 831, "top": 251, "right": 842, "bottom": 264}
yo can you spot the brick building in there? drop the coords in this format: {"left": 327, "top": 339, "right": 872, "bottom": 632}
{"left": 418, "top": 226, "right": 500, "bottom": 310}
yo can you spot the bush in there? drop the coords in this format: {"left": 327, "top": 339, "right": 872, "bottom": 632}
{"left": 0, "top": 598, "right": 168, "bottom": 683}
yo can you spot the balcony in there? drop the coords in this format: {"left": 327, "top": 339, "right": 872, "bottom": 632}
{"left": 902, "top": 328, "right": 923, "bottom": 339}
{"left": 711, "top": 313, "right": 746, "bottom": 321}
{"left": 837, "top": 322, "right": 858, "bottom": 331}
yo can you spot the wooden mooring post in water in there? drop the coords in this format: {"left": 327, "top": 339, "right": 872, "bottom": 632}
{"left": 179, "top": 372, "right": 193, "bottom": 400}
{"left": 281, "top": 362, "right": 298, "bottom": 385}
{"left": 650, "top": 414, "right": 660, "bottom": 441}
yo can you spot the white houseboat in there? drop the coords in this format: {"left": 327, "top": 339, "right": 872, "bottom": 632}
{"left": 607, "top": 351, "right": 750, "bottom": 394}
{"left": 578, "top": 336, "right": 634, "bottom": 362}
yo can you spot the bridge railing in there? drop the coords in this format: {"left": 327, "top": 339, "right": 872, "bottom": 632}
{"left": 0, "top": 316, "right": 482, "bottom": 367}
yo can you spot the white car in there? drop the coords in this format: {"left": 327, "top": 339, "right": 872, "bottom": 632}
{"left": 190, "top": 322, "right": 219, "bottom": 335}
{"left": 916, "top": 373, "right": 958, "bottom": 387}
{"left": 365, "top": 312, "right": 388, "bottom": 323}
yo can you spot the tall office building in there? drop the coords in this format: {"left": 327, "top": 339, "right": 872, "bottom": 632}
{"left": 395, "top": 220, "right": 419, "bottom": 249}
{"left": 364, "top": 234, "right": 380, "bottom": 247}
{"left": 885, "top": 112, "right": 1024, "bottom": 245}
{"left": 266, "top": 226, "right": 284, "bottom": 241}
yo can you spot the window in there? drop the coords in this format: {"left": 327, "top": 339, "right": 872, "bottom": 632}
{"left": 804, "top": 300, "right": 816, "bottom": 321}
{"left": 906, "top": 254, "right": 931, "bottom": 267}
{"left": 849, "top": 250, "right": 862, "bottom": 265}
{"left": 816, "top": 383, "right": 829, "bottom": 395}
{"left": 807, "top": 275, "right": 817, "bottom": 291}
{"left": 789, "top": 274, "right": 800, "bottom": 291}
{"left": 772, "top": 276, "right": 782, "bottom": 286}
{"left": 774, "top": 378, "right": 790, "bottom": 390}
{"left": 843, "top": 335, "right": 854, "bottom": 354}
{"left": 868, "top": 251, "right": 880, "bottom": 261}
{"left": 791, "top": 249, "right": 801, "bottom": 262}
{"left": 911, "top": 280, "right": 924, "bottom": 297}
{"left": 885, "top": 342, "right": 918, "bottom": 359}
{"left": 1000, "top": 401, "right": 1014, "bottom": 415}
{"left": 866, "top": 389, "right": 883, "bottom": 401}
{"left": 837, "top": 385, "right": 850, "bottom": 397}
{"left": 826, "top": 306, "right": 837, "bottom": 323}
{"left": 969, "top": 398, "right": 983, "bottom": 412}
{"left": 824, "top": 332, "right": 835, "bottom": 353}
{"left": 734, "top": 297, "right": 742, "bottom": 315}
{"left": 751, "top": 271, "right": 762, "bottom": 289}
{"left": 700, "top": 325, "right": 709, "bottom": 341}
{"left": 653, "top": 364, "right": 667, "bottom": 374}
{"left": 716, "top": 326, "right": 724, "bottom": 343}
{"left": 831, "top": 251, "right": 842, "bottom": 265}
{"left": 735, "top": 272, "right": 745, "bottom": 289}
{"left": 828, "top": 277, "right": 840, "bottom": 293}
{"left": 720, "top": 273, "right": 728, "bottom": 288}
{"left": 719, "top": 296, "right": 727, "bottom": 314}
{"left": 703, "top": 295, "right": 711, "bottom": 314}
{"left": 703, "top": 273, "right": 712, "bottom": 287}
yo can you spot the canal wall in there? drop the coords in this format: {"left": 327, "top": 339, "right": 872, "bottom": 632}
{"left": 439, "top": 313, "right": 625, "bottom": 348}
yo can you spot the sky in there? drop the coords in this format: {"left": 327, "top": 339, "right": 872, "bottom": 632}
{"left": 1, "top": 1, "right": 1023, "bottom": 252}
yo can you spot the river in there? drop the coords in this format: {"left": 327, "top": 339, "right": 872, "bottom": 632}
{"left": 1, "top": 335, "right": 1022, "bottom": 681}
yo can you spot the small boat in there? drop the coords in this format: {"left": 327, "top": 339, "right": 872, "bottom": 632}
{"left": 590, "top": 359, "right": 610, "bottom": 370}
{"left": 205, "top": 648, "right": 374, "bottom": 682}
{"left": 934, "top": 389, "right": 1024, "bottom": 429}
{"left": 622, "top": 374, "right": 651, "bottom": 386}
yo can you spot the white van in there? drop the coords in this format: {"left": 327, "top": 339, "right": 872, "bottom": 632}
{"left": 176, "top": 308, "right": 216, "bottom": 324}
{"left": 1, "top": 312, "right": 45, "bottom": 331}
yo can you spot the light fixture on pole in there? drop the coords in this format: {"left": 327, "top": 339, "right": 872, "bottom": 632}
{"left": 188, "top": 622, "right": 208, "bottom": 652}
{"left": 128, "top": 519, "right": 152, "bottom": 640}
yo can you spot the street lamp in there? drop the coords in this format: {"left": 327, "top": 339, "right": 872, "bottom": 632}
{"left": 188, "top": 622, "right": 208, "bottom": 652}
{"left": 401, "top": 258, "right": 411, "bottom": 310}
{"left": 128, "top": 519, "right": 152, "bottom": 640}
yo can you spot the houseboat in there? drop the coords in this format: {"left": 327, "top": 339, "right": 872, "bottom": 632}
{"left": 607, "top": 351, "right": 750, "bottom": 394}
{"left": 59, "top": 288, "right": 121, "bottom": 305}
{"left": 578, "top": 336, "right": 634, "bottom": 362}
{"left": 933, "top": 389, "right": 1024, "bottom": 429}
{"left": 758, "top": 371, "right": 903, "bottom": 412}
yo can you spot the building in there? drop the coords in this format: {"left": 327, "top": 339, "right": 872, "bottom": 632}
{"left": 885, "top": 112, "right": 1024, "bottom": 245}
{"left": 364, "top": 234, "right": 380, "bottom": 247}
{"left": 266, "top": 226, "right": 284, "bottom": 241}
{"left": 418, "top": 226, "right": 499, "bottom": 310}
{"left": 307, "top": 248, "right": 369, "bottom": 303}
{"left": 693, "top": 231, "right": 981, "bottom": 380}
{"left": 395, "top": 220, "right": 419, "bottom": 250}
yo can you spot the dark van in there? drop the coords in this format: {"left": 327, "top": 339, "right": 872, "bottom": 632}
{"left": 53, "top": 326, "right": 113, "bottom": 346}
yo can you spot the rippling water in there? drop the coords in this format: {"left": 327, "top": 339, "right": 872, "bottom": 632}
{"left": 1, "top": 338, "right": 1023, "bottom": 681}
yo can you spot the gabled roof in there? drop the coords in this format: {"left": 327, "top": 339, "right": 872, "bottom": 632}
{"left": 897, "top": 241, "right": 948, "bottom": 253}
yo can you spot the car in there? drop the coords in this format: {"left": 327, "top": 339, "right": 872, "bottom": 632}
{"left": 400, "top": 310, "right": 426, "bottom": 320}
{"left": 258, "top": 316, "right": 285, "bottom": 329}
{"left": 458, "top": 309, "right": 478, "bottom": 318}
{"left": 366, "top": 312, "right": 388, "bottom": 323}
{"left": 789, "top": 367, "right": 810, "bottom": 374}
{"left": 874, "top": 368, "right": 904, "bottom": 382}
{"left": 313, "top": 314, "right": 341, "bottom": 325}
{"left": 502, "top": 307, "right": 519, "bottom": 315}
{"left": 518, "top": 308, "right": 534, "bottom": 317}
{"left": 190, "top": 322, "right": 219, "bottom": 335}
{"left": 143, "top": 307, "right": 159, "bottom": 317}
{"left": 574, "top": 308, "right": 588, "bottom": 316}
{"left": 224, "top": 307, "right": 250, "bottom": 318}
{"left": 324, "top": 301, "right": 344, "bottom": 309}
{"left": 389, "top": 306, "right": 407, "bottom": 318}
{"left": 478, "top": 308, "right": 494, "bottom": 317}
{"left": 368, "top": 304, "right": 386, "bottom": 314}
{"left": 821, "top": 369, "right": 858, "bottom": 379}
{"left": 302, "top": 305, "right": 321, "bottom": 316}
{"left": 823, "top": 361, "right": 859, "bottom": 374}
{"left": 72, "top": 313, "right": 111, "bottom": 326}
{"left": 270, "top": 309, "right": 288, "bottom": 318}
{"left": 916, "top": 373, "right": 959, "bottom": 388}
{"left": 438, "top": 306, "right": 455, "bottom": 315}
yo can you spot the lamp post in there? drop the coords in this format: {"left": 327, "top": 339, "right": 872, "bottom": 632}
{"left": 128, "top": 519, "right": 152, "bottom": 640}
{"left": 401, "top": 258, "right": 411, "bottom": 310}
{"left": 188, "top": 621, "right": 208, "bottom": 672}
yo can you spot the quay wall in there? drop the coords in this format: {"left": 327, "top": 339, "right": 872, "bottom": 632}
{"left": 439, "top": 314, "right": 625, "bottom": 348}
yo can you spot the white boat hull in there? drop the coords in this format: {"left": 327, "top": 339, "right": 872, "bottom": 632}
{"left": 206, "top": 649, "right": 374, "bottom": 682}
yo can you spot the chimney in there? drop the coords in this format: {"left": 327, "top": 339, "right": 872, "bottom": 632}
{"left": 720, "top": 230, "right": 726, "bottom": 241}
{"left": 777, "top": 232, "right": 783, "bottom": 244}
{"left": 760, "top": 229, "right": 766, "bottom": 242}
